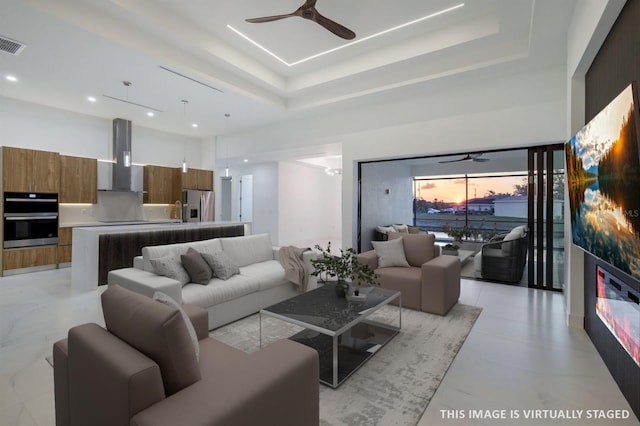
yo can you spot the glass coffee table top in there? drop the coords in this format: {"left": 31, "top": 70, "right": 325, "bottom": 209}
{"left": 260, "top": 284, "right": 401, "bottom": 388}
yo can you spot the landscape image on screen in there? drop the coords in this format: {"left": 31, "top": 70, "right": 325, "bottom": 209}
{"left": 566, "top": 83, "right": 640, "bottom": 280}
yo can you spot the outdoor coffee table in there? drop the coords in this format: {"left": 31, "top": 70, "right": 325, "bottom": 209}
{"left": 260, "top": 284, "right": 401, "bottom": 388}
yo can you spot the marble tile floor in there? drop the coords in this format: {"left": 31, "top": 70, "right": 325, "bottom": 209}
{"left": 0, "top": 269, "right": 637, "bottom": 426}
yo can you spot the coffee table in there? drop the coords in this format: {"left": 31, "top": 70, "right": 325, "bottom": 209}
{"left": 260, "top": 284, "right": 401, "bottom": 388}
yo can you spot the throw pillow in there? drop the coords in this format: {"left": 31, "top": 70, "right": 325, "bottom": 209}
{"left": 371, "top": 237, "right": 410, "bottom": 268}
{"left": 180, "top": 247, "right": 212, "bottom": 284}
{"left": 153, "top": 291, "right": 199, "bottom": 361}
{"left": 407, "top": 226, "right": 421, "bottom": 234}
{"left": 101, "top": 285, "right": 201, "bottom": 396}
{"left": 387, "top": 231, "right": 436, "bottom": 267}
{"left": 392, "top": 224, "right": 409, "bottom": 233}
{"left": 200, "top": 250, "right": 240, "bottom": 280}
{"left": 150, "top": 255, "right": 190, "bottom": 286}
{"left": 375, "top": 225, "right": 395, "bottom": 235}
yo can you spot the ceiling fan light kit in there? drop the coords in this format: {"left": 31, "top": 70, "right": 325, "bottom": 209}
{"left": 246, "top": 0, "right": 356, "bottom": 40}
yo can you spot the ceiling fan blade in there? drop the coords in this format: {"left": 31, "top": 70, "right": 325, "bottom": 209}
{"left": 472, "top": 158, "right": 490, "bottom": 162}
{"left": 438, "top": 157, "right": 468, "bottom": 164}
{"left": 311, "top": 11, "right": 356, "bottom": 40}
{"left": 245, "top": 14, "right": 295, "bottom": 23}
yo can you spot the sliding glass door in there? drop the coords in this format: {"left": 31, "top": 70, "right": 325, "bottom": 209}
{"left": 527, "top": 145, "right": 565, "bottom": 290}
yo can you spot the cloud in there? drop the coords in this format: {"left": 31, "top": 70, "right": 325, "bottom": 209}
{"left": 421, "top": 183, "right": 436, "bottom": 190}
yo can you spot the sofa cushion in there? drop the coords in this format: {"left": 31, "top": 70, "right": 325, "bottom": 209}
{"left": 150, "top": 255, "right": 190, "bottom": 286}
{"left": 153, "top": 291, "right": 199, "bottom": 361}
{"left": 372, "top": 237, "right": 410, "bottom": 268}
{"left": 101, "top": 285, "right": 201, "bottom": 396}
{"left": 181, "top": 248, "right": 212, "bottom": 284}
{"left": 388, "top": 232, "right": 436, "bottom": 267}
{"left": 201, "top": 250, "right": 240, "bottom": 280}
{"left": 220, "top": 233, "right": 274, "bottom": 267}
{"left": 239, "top": 260, "right": 288, "bottom": 291}
{"left": 502, "top": 227, "right": 526, "bottom": 256}
{"left": 182, "top": 275, "right": 260, "bottom": 307}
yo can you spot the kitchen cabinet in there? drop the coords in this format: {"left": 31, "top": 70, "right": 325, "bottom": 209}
{"left": 57, "top": 227, "right": 73, "bottom": 264}
{"left": 3, "top": 246, "right": 57, "bottom": 271}
{"left": 60, "top": 155, "right": 97, "bottom": 203}
{"left": 144, "top": 165, "right": 180, "bottom": 204}
{"left": 181, "top": 168, "right": 213, "bottom": 191}
{"left": 197, "top": 169, "right": 214, "bottom": 191}
{"left": 2, "top": 146, "right": 60, "bottom": 193}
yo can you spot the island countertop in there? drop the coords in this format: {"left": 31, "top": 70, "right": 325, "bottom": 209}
{"left": 71, "top": 221, "right": 250, "bottom": 291}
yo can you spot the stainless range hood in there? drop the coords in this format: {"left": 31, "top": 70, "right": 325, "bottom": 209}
{"left": 112, "top": 118, "right": 132, "bottom": 191}
{"left": 97, "top": 118, "right": 143, "bottom": 192}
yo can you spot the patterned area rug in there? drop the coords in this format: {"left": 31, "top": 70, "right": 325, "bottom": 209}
{"left": 211, "top": 302, "right": 482, "bottom": 426}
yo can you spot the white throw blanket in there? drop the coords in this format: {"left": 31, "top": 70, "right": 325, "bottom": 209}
{"left": 279, "top": 246, "right": 310, "bottom": 292}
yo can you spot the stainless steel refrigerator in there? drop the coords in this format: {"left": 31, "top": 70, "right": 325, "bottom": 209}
{"left": 182, "top": 190, "right": 214, "bottom": 222}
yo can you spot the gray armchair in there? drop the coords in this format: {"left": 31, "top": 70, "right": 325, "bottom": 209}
{"left": 53, "top": 285, "right": 319, "bottom": 426}
{"left": 475, "top": 226, "right": 528, "bottom": 283}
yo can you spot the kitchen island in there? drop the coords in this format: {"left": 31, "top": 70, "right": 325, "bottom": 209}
{"left": 71, "top": 221, "right": 249, "bottom": 291}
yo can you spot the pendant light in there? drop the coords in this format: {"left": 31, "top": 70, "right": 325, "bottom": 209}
{"left": 181, "top": 100, "right": 188, "bottom": 173}
{"left": 224, "top": 113, "right": 230, "bottom": 177}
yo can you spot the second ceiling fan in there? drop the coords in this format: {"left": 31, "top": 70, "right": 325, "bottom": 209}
{"left": 245, "top": 0, "right": 356, "bottom": 40}
{"left": 438, "top": 153, "right": 491, "bottom": 163}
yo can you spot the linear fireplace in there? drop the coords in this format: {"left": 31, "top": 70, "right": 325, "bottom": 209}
{"left": 596, "top": 266, "right": 640, "bottom": 367}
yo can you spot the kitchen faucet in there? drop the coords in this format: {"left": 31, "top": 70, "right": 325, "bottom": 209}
{"left": 174, "top": 200, "right": 183, "bottom": 221}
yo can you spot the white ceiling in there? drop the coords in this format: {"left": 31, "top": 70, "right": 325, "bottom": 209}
{"left": 0, "top": 0, "right": 576, "bottom": 145}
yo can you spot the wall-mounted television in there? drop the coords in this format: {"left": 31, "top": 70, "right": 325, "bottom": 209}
{"left": 565, "top": 82, "right": 640, "bottom": 282}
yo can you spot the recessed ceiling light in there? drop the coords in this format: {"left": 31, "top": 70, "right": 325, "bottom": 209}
{"left": 87, "top": 96, "right": 97, "bottom": 103}
{"left": 192, "top": 123, "right": 198, "bottom": 128}
{"left": 243, "top": 159, "right": 249, "bottom": 163}
{"left": 228, "top": 3, "right": 464, "bottom": 67}
{"left": 5, "top": 75, "right": 18, "bottom": 82}
{"left": 147, "top": 111, "right": 154, "bottom": 117}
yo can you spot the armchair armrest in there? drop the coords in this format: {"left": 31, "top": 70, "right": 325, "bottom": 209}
{"left": 108, "top": 268, "right": 183, "bottom": 304}
{"left": 66, "top": 323, "right": 165, "bottom": 426}
{"left": 131, "top": 339, "right": 319, "bottom": 426}
{"left": 356, "top": 250, "right": 379, "bottom": 270}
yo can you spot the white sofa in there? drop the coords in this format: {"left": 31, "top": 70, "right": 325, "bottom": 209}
{"left": 107, "top": 234, "right": 318, "bottom": 330}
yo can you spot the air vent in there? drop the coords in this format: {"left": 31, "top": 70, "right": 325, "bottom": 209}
{"left": 0, "top": 36, "right": 26, "bottom": 56}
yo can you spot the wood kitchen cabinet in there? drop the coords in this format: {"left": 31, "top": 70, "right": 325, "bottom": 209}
{"left": 2, "top": 146, "right": 60, "bottom": 193}
{"left": 60, "top": 155, "right": 97, "bottom": 203}
{"left": 3, "top": 246, "right": 57, "bottom": 271}
{"left": 181, "top": 168, "right": 213, "bottom": 191}
{"left": 144, "top": 165, "right": 180, "bottom": 204}
{"left": 197, "top": 169, "right": 214, "bottom": 191}
{"left": 57, "top": 227, "right": 73, "bottom": 264}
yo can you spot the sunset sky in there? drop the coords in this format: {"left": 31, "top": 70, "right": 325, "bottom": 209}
{"left": 571, "top": 83, "right": 634, "bottom": 171}
{"left": 415, "top": 174, "right": 527, "bottom": 203}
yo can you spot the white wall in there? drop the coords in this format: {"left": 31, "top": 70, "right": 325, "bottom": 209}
{"left": 1, "top": 96, "right": 204, "bottom": 168}
{"left": 360, "top": 161, "right": 414, "bottom": 251}
{"left": 215, "top": 161, "right": 279, "bottom": 241}
{"left": 564, "top": 0, "right": 627, "bottom": 329}
{"left": 278, "top": 161, "right": 342, "bottom": 247}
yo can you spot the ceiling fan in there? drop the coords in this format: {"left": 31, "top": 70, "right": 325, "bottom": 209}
{"left": 245, "top": 0, "right": 356, "bottom": 40}
{"left": 438, "top": 153, "right": 491, "bottom": 164}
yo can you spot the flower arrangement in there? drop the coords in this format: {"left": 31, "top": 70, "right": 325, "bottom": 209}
{"left": 442, "top": 223, "right": 470, "bottom": 243}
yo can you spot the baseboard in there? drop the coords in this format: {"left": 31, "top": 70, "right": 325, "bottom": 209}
{"left": 566, "top": 313, "right": 584, "bottom": 329}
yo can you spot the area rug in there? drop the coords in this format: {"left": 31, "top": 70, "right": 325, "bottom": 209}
{"left": 211, "top": 303, "right": 482, "bottom": 426}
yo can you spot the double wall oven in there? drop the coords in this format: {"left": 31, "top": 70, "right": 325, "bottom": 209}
{"left": 3, "top": 192, "right": 58, "bottom": 249}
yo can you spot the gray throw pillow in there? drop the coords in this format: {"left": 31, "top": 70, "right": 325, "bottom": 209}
{"left": 180, "top": 247, "right": 212, "bottom": 284}
{"left": 153, "top": 291, "right": 199, "bottom": 361}
{"left": 372, "top": 237, "right": 410, "bottom": 268}
{"left": 200, "top": 250, "right": 240, "bottom": 280}
{"left": 150, "top": 255, "right": 190, "bottom": 286}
